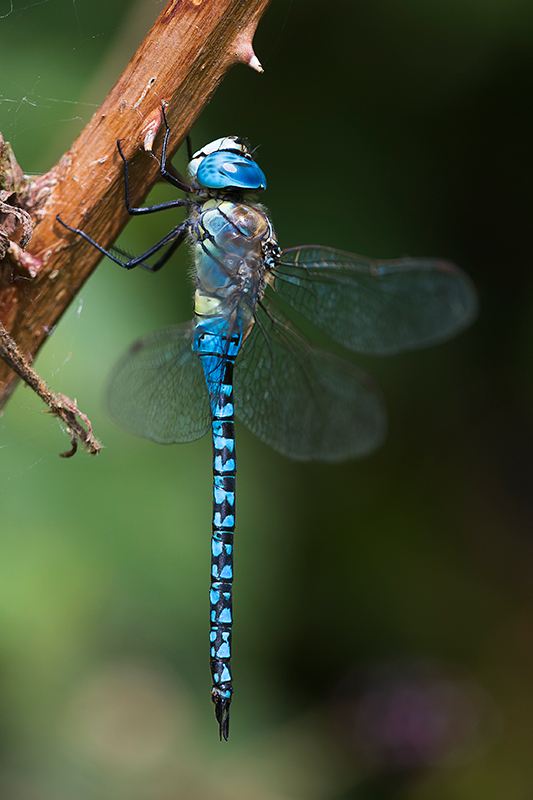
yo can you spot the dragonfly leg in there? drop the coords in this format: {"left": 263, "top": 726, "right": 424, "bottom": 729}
{"left": 158, "top": 105, "right": 195, "bottom": 193}
{"left": 116, "top": 138, "right": 190, "bottom": 215}
{"left": 185, "top": 133, "right": 193, "bottom": 164}
{"left": 56, "top": 215, "right": 188, "bottom": 271}
{"left": 110, "top": 225, "right": 188, "bottom": 272}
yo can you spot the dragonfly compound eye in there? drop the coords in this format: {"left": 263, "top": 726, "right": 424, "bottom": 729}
{"left": 194, "top": 152, "right": 266, "bottom": 191}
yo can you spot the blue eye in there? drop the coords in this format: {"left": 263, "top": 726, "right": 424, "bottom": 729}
{"left": 197, "top": 152, "right": 266, "bottom": 190}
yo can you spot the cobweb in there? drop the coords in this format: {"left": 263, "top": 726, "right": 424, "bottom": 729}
{"left": 0, "top": 0, "right": 164, "bottom": 169}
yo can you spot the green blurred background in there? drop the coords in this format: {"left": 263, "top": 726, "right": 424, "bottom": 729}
{"left": 1, "top": 0, "right": 533, "bottom": 797}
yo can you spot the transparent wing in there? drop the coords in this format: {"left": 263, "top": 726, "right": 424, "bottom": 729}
{"left": 234, "top": 302, "right": 387, "bottom": 462}
{"left": 106, "top": 322, "right": 211, "bottom": 444}
{"left": 275, "top": 246, "right": 478, "bottom": 355}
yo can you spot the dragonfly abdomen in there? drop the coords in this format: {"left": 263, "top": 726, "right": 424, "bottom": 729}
{"left": 193, "top": 323, "right": 240, "bottom": 741}
{"left": 210, "top": 414, "right": 236, "bottom": 741}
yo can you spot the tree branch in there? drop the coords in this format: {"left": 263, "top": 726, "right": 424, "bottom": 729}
{"left": 0, "top": 320, "right": 101, "bottom": 457}
{"left": 0, "top": 0, "right": 272, "bottom": 412}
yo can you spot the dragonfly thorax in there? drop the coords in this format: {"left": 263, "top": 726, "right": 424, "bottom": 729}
{"left": 192, "top": 198, "right": 275, "bottom": 325}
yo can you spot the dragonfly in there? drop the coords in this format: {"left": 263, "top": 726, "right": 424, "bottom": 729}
{"left": 57, "top": 108, "right": 477, "bottom": 740}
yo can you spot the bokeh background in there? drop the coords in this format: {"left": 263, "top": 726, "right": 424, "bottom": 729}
{"left": 1, "top": 0, "right": 533, "bottom": 797}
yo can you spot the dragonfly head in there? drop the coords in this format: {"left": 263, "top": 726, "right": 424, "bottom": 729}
{"left": 188, "top": 136, "right": 267, "bottom": 192}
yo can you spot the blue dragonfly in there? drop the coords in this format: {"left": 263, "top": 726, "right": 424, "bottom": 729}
{"left": 57, "top": 110, "right": 477, "bottom": 739}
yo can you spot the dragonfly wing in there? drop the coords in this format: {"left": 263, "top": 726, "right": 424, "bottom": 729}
{"left": 106, "top": 321, "right": 211, "bottom": 444}
{"left": 275, "top": 246, "right": 478, "bottom": 355}
{"left": 234, "top": 303, "right": 387, "bottom": 462}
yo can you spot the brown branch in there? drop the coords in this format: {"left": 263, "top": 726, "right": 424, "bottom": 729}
{"left": 0, "top": 320, "right": 101, "bottom": 457}
{"left": 0, "top": 0, "right": 272, "bottom": 411}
